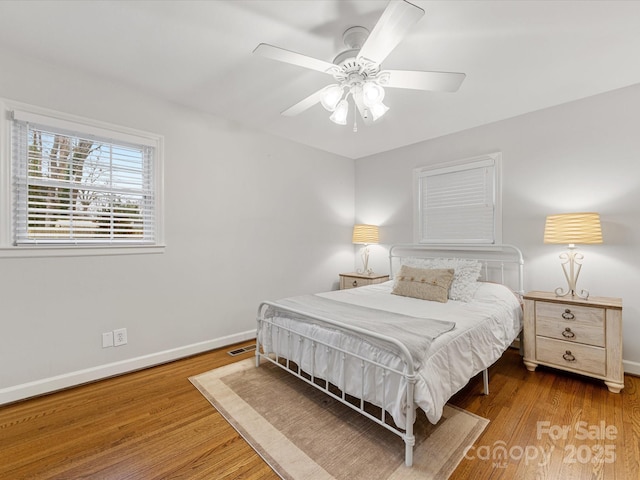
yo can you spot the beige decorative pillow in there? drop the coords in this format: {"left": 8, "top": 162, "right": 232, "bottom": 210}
{"left": 392, "top": 266, "right": 455, "bottom": 303}
{"left": 401, "top": 257, "right": 482, "bottom": 302}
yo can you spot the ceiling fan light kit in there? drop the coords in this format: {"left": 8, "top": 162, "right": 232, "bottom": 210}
{"left": 330, "top": 100, "right": 349, "bottom": 125}
{"left": 363, "top": 82, "right": 385, "bottom": 106}
{"left": 369, "top": 102, "right": 389, "bottom": 121}
{"left": 254, "top": 0, "right": 466, "bottom": 131}
{"left": 320, "top": 84, "right": 344, "bottom": 112}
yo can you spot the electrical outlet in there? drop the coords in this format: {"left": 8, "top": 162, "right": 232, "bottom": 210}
{"left": 102, "top": 332, "right": 114, "bottom": 348}
{"left": 113, "top": 328, "right": 128, "bottom": 346}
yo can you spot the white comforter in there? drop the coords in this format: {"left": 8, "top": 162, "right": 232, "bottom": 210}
{"left": 258, "top": 281, "right": 522, "bottom": 426}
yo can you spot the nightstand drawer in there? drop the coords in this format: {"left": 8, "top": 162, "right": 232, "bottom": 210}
{"left": 339, "top": 273, "right": 389, "bottom": 290}
{"left": 344, "top": 278, "right": 368, "bottom": 289}
{"left": 536, "top": 301, "right": 604, "bottom": 327}
{"left": 535, "top": 317, "right": 605, "bottom": 347}
{"left": 536, "top": 336, "right": 606, "bottom": 376}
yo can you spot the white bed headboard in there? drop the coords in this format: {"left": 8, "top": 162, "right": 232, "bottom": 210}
{"left": 388, "top": 244, "right": 524, "bottom": 296}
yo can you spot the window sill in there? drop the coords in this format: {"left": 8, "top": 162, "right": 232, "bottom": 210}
{"left": 0, "top": 244, "right": 166, "bottom": 258}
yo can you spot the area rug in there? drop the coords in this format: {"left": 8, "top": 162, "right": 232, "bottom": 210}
{"left": 190, "top": 358, "right": 488, "bottom": 480}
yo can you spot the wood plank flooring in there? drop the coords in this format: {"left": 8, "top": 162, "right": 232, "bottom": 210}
{"left": 1, "top": 342, "right": 638, "bottom": 479}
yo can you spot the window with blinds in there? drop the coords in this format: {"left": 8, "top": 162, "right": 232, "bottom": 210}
{"left": 414, "top": 153, "right": 502, "bottom": 244}
{"left": 10, "top": 108, "right": 161, "bottom": 246}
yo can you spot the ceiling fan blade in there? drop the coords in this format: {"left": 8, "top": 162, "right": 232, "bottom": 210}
{"left": 281, "top": 88, "right": 325, "bottom": 117}
{"left": 253, "top": 43, "right": 337, "bottom": 75}
{"left": 357, "top": 0, "right": 424, "bottom": 66}
{"left": 381, "top": 70, "right": 466, "bottom": 92}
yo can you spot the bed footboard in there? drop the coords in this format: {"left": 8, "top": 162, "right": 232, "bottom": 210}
{"left": 256, "top": 301, "right": 418, "bottom": 467}
{"left": 254, "top": 243, "right": 524, "bottom": 468}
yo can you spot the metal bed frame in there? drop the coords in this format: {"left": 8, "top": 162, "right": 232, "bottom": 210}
{"left": 255, "top": 244, "right": 524, "bottom": 467}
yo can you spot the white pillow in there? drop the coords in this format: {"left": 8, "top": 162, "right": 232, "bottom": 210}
{"left": 400, "top": 257, "right": 482, "bottom": 302}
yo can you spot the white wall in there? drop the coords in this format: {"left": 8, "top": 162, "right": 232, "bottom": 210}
{"left": 0, "top": 47, "right": 355, "bottom": 403}
{"left": 3, "top": 43, "right": 638, "bottom": 404}
{"left": 355, "top": 83, "right": 640, "bottom": 373}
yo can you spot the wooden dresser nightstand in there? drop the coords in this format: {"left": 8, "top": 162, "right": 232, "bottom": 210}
{"left": 523, "top": 291, "right": 623, "bottom": 393}
{"left": 339, "top": 272, "right": 389, "bottom": 290}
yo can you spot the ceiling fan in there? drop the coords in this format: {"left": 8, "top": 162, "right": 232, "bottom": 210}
{"left": 253, "top": 0, "right": 465, "bottom": 131}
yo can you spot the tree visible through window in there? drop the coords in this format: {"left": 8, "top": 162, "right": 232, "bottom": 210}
{"left": 12, "top": 111, "right": 157, "bottom": 245}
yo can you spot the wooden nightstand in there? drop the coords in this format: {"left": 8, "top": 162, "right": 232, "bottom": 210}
{"left": 339, "top": 272, "right": 389, "bottom": 290}
{"left": 523, "top": 291, "right": 623, "bottom": 393}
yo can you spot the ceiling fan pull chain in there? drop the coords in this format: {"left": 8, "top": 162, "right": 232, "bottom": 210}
{"left": 353, "top": 111, "right": 358, "bottom": 132}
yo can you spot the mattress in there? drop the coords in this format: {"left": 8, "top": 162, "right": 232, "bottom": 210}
{"left": 258, "top": 280, "right": 522, "bottom": 426}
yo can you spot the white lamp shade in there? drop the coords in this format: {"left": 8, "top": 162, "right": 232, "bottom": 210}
{"left": 320, "top": 84, "right": 343, "bottom": 112}
{"left": 352, "top": 224, "right": 379, "bottom": 244}
{"left": 362, "top": 82, "right": 385, "bottom": 107}
{"left": 544, "top": 212, "right": 603, "bottom": 245}
{"left": 369, "top": 102, "right": 389, "bottom": 121}
{"left": 330, "top": 99, "right": 349, "bottom": 125}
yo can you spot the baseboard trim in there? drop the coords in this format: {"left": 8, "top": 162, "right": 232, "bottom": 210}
{"left": 0, "top": 330, "right": 255, "bottom": 406}
{"left": 623, "top": 359, "right": 640, "bottom": 377}
{"left": 4, "top": 334, "right": 638, "bottom": 405}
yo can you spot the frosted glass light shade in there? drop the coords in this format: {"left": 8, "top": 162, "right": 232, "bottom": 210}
{"left": 330, "top": 99, "right": 349, "bottom": 125}
{"left": 352, "top": 224, "right": 379, "bottom": 244}
{"left": 320, "top": 84, "right": 343, "bottom": 111}
{"left": 544, "top": 213, "right": 603, "bottom": 245}
{"left": 362, "top": 82, "right": 385, "bottom": 107}
{"left": 369, "top": 102, "right": 389, "bottom": 121}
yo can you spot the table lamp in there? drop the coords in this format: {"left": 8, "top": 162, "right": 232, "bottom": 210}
{"left": 544, "top": 212, "right": 603, "bottom": 299}
{"left": 352, "top": 224, "right": 379, "bottom": 275}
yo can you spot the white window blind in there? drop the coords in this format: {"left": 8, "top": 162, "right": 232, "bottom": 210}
{"left": 11, "top": 112, "right": 156, "bottom": 245}
{"left": 415, "top": 154, "right": 501, "bottom": 244}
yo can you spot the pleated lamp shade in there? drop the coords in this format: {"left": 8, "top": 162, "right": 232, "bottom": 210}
{"left": 544, "top": 213, "right": 603, "bottom": 245}
{"left": 352, "top": 224, "right": 379, "bottom": 244}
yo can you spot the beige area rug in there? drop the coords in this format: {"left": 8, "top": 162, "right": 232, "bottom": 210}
{"left": 190, "top": 358, "right": 488, "bottom": 480}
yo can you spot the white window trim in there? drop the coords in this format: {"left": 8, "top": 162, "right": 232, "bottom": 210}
{"left": 413, "top": 152, "right": 502, "bottom": 244}
{"left": 0, "top": 98, "right": 165, "bottom": 258}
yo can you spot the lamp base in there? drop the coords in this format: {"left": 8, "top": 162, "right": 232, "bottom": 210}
{"left": 356, "top": 245, "right": 374, "bottom": 276}
{"left": 554, "top": 287, "right": 590, "bottom": 300}
{"left": 555, "top": 247, "right": 590, "bottom": 300}
{"left": 356, "top": 269, "right": 375, "bottom": 275}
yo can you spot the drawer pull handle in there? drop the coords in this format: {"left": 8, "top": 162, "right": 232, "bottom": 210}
{"left": 562, "top": 328, "right": 576, "bottom": 339}
{"left": 352, "top": 280, "right": 358, "bottom": 287}
{"left": 563, "top": 350, "right": 576, "bottom": 362}
{"left": 561, "top": 309, "right": 575, "bottom": 320}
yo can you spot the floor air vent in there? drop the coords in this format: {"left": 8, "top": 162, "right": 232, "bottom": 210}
{"left": 227, "top": 344, "right": 257, "bottom": 356}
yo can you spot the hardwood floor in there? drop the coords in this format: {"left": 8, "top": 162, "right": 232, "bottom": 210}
{"left": 1, "top": 342, "right": 638, "bottom": 479}
{"left": 449, "top": 350, "right": 640, "bottom": 480}
{"left": 0, "top": 343, "right": 275, "bottom": 480}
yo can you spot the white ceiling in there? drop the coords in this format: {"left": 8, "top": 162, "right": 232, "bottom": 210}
{"left": 1, "top": 0, "right": 639, "bottom": 159}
